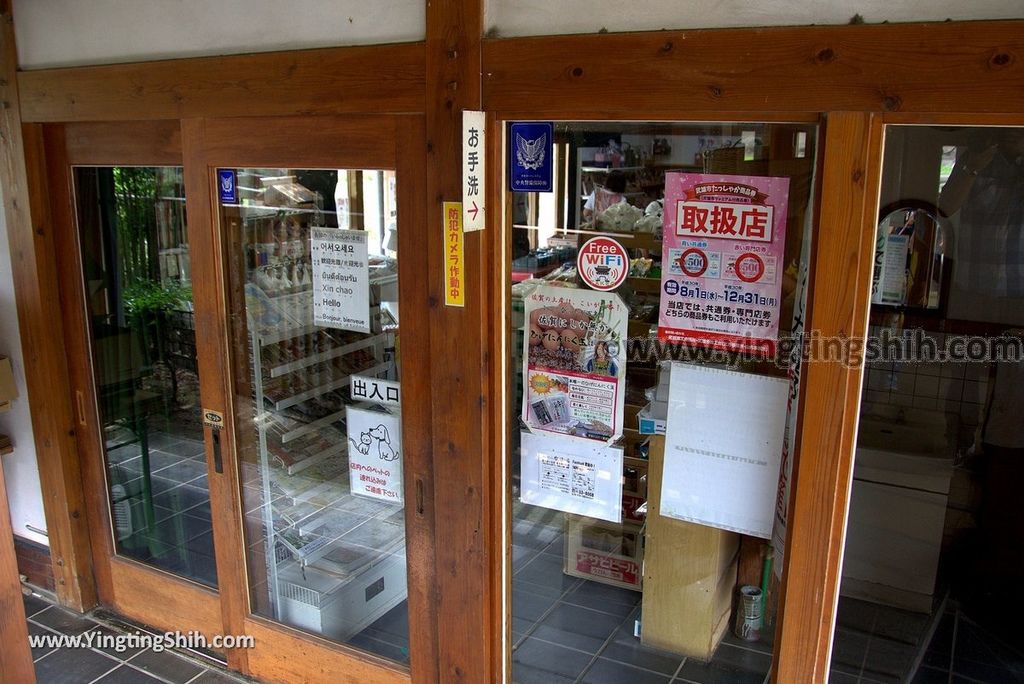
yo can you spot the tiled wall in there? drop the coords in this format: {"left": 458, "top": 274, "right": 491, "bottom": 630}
{"left": 860, "top": 326, "right": 991, "bottom": 450}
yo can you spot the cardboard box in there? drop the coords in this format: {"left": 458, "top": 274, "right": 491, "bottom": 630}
{"left": 0, "top": 356, "right": 17, "bottom": 413}
{"left": 564, "top": 514, "right": 644, "bottom": 591}
{"left": 637, "top": 403, "right": 666, "bottom": 435}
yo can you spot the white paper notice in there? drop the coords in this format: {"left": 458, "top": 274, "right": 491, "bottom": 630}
{"left": 661, "top": 363, "right": 788, "bottom": 538}
{"left": 311, "top": 228, "right": 370, "bottom": 333}
{"left": 346, "top": 407, "right": 403, "bottom": 505}
{"left": 520, "top": 431, "right": 623, "bottom": 523}
{"left": 462, "top": 110, "right": 486, "bottom": 232}
{"left": 879, "top": 234, "right": 909, "bottom": 305}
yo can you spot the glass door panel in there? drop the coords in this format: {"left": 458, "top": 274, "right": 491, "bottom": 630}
{"left": 74, "top": 166, "right": 216, "bottom": 588}
{"left": 221, "top": 168, "right": 409, "bottom": 664}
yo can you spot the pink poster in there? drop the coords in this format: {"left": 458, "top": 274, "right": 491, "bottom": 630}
{"left": 658, "top": 173, "right": 789, "bottom": 355}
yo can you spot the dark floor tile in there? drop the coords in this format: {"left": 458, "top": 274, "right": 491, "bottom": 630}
{"left": 363, "top": 602, "right": 410, "bottom": 642}
{"left": 189, "top": 670, "right": 248, "bottom": 684}
{"left": 722, "top": 629, "right": 774, "bottom": 656}
{"left": 513, "top": 587, "right": 558, "bottom": 623}
{"left": 512, "top": 616, "right": 535, "bottom": 640}
{"left": 926, "top": 614, "right": 957, "bottom": 659}
{"left": 512, "top": 637, "right": 592, "bottom": 684}
{"left": 835, "top": 596, "right": 878, "bottom": 634}
{"left": 952, "top": 656, "right": 1024, "bottom": 684}
{"left": 863, "top": 638, "right": 917, "bottom": 679}
{"left": 562, "top": 579, "right": 641, "bottom": 618}
{"left": 531, "top": 603, "right": 623, "bottom": 654}
{"left": 675, "top": 644, "right": 770, "bottom": 684}
{"left": 94, "top": 664, "right": 166, "bottom": 684}
{"left": 127, "top": 648, "right": 204, "bottom": 683}
{"left": 516, "top": 552, "right": 579, "bottom": 594}
{"left": 347, "top": 631, "right": 410, "bottom": 664}
{"left": 155, "top": 459, "right": 207, "bottom": 484}
{"left": 86, "top": 624, "right": 144, "bottom": 660}
{"left": 600, "top": 637, "right": 682, "bottom": 677}
{"left": 831, "top": 629, "right": 870, "bottom": 675}
{"left": 23, "top": 592, "right": 50, "bottom": 619}
{"left": 32, "top": 606, "right": 98, "bottom": 636}
{"left": 34, "top": 645, "right": 119, "bottom": 684}
{"left": 872, "top": 605, "right": 931, "bottom": 645}
{"left": 828, "top": 672, "right": 859, "bottom": 684}
{"left": 513, "top": 544, "right": 540, "bottom": 571}
{"left": 27, "top": 620, "right": 57, "bottom": 660}
{"left": 911, "top": 666, "right": 952, "bottom": 683}
{"left": 581, "top": 656, "right": 671, "bottom": 683}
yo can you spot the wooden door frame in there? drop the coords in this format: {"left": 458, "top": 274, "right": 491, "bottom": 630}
{"left": 182, "top": 113, "right": 436, "bottom": 684}
{"left": 3, "top": 13, "right": 1023, "bottom": 684}
{"left": 479, "top": 19, "right": 1024, "bottom": 682}
{"left": 43, "top": 119, "right": 225, "bottom": 639}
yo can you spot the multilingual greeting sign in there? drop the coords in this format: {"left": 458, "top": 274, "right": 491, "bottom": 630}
{"left": 657, "top": 173, "right": 790, "bottom": 355}
{"left": 521, "top": 286, "right": 627, "bottom": 444}
{"left": 311, "top": 228, "right": 370, "bottom": 333}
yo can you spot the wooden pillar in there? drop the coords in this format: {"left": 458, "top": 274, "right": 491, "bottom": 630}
{"left": 0, "top": 2, "right": 97, "bottom": 612}
{"left": 773, "top": 112, "right": 881, "bottom": 681}
{"left": 0, "top": 457, "right": 34, "bottom": 682}
{"left": 424, "top": 1, "right": 493, "bottom": 682}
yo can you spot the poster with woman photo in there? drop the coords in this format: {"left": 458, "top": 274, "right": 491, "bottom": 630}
{"left": 521, "top": 285, "right": 627, "bottom": 443}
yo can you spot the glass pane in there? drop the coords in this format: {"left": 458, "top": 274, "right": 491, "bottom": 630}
{"left": 75, "top": 166, "right": 216, "bottom": 588}
{"left": 222, "top": 169, "right": 408, "bottom": 664}
{"left": 831, "top": 125, "right": 1024, "bottom": 682}
{"left": 504, "top": 122, "right": 819, "bottom": 681}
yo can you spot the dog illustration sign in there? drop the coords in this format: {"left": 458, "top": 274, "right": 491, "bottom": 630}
{"left": 346, "top": 406, "right": 403, "bottom": 504}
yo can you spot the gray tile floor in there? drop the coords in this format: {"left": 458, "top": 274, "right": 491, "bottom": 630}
{"left": 511, "top": 504, "right": 772, "bottom": 684}
{"left": 24, "top": 589, "right": 251, "bottom": 684}
{"left": 829, "top": 596, "right": 1024, "bottom": 683}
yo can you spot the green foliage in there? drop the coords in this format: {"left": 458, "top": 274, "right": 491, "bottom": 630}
{"left": 123, "top": 280, "right": 192, "bottom": 318}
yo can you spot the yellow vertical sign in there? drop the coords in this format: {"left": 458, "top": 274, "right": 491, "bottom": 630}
{"left": 443, "top": 201, "right": 465, "bottom": 307}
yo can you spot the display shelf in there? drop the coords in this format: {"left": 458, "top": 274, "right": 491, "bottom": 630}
{"left": 0, "top": 434, "right": 11, "bottom": 456}
{"left": 269, "top": 333, "right": 387, "bottom": 378}
{"left": 268, "top": 360, "right": 391, "bottom": 411}
{"left": 279, "top": 409, "right": 346, "bottom": 444}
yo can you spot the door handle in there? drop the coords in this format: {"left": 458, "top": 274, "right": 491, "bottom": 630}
{"left": 211, "top": 430, "right": 224, "bottom": 474}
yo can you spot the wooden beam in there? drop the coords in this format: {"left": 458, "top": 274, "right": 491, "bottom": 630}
{"left": 18, "top": 42, "right": 427, "bottom": 123}
{"left": 425, "top": 1, "right": 492, "bottom": 682}
{"left": 773, "top": 112, "right": 882, "bottom": 681}
{"left": 483, "top": 21, "right": 1024, "bottom": 115}
{"left": 0, "top": 8, "right": 97, "bottom": 611}
{"left": 0, "top": 454, "right": 35, "bottom": 683}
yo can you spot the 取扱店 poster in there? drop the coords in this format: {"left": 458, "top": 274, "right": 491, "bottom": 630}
{"left": 519, "top": 430, "right": 624, "bottom": 523}
{"left": 346, "top": 406, "right": 403, "bottom": 504}
{"left": 521, "top": 285, "right": 627, "bottom": 443}
{"left": 658, "top": 173, "right": 790, "bottom": 355}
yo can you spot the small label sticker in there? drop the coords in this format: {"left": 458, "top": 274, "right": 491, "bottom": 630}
{"left": 443, "top": 202, "right": 465, "bottom": 307}
{"left": 218, "top": 169, "right": 237, "bottom": 204}
{"left": 203, "top": 409, "right": 225, "bottom": 430}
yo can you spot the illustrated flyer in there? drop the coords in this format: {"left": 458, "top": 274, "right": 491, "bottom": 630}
{"left": 521, "top": 285, "right": 627, "bottom": 443}
{"left": 519, "top": 431, "right": 624, "bottom": 523}
{"left": 658, "top": 173, "right": 790, "bottom": 355}
{"left": 346, "top": 406, "right": 403, "bottom": 504}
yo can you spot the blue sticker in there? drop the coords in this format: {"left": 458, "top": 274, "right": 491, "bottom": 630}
{"left": 218, "top": 169, "right": 237, "bottom": 204}
{"left": 509, "top": 122, "right": 554, "bottom": 193}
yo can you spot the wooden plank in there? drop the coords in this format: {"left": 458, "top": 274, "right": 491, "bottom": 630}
{"left": 0, "top": 1, "right": 97, "bottom": 610}
{"left": 0, "top": 449, "right": 35, "bottom": 683}
{"left": 65, "top": 120, "right": 181, "bottom": 166}
{"left": 772, "top": 112, "right": 882, "bottom": 682}
{"left": 180, "top": 117, "right": 250, "bottom": 675}
{"left": 243, "top": 617, "right": 409, "bottom": 684}
{"left": 18, "top": 42, "right": 426, "bottom": 123}
{"left": 108, "top": 558, "right": 221, "bottom": 637}
{"left": 483, "top": 21, "right": 1024, "bottom": 115}
{"left": 641, "top": 435, "right": 739, "bottom": 660}
{"left": 395, "top": 116, "right": 441, "bottom": 684}
{"left": 43, "top": 122, "right": 117, "bottom": 607}
{"left": 425, "top": 1, "right": 491, "bottom": 682}
{"left": 194, "top": 115, "right": 397, "bottom": 169}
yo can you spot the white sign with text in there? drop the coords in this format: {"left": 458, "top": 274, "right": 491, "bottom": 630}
{"left": 311, "top": 228, "right": 370, "bottom": 333}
